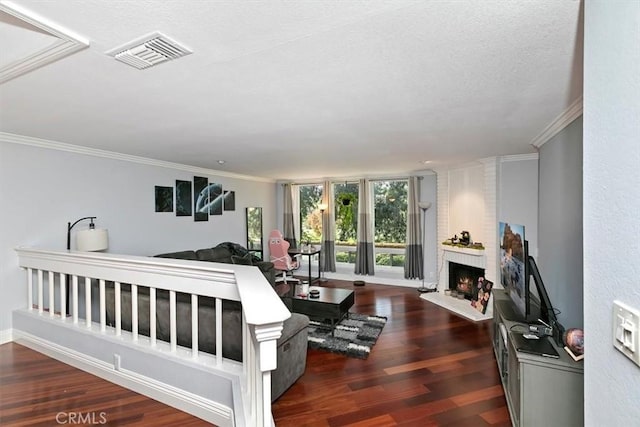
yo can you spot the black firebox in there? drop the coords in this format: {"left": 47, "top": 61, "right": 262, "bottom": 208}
{"left": 449, "top": 262, "right": 485, "bottom": 300}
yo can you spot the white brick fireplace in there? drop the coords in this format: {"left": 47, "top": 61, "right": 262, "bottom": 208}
{"left": 422, "top": 159, "right": 498, "bottom": 322}
{"left": 441, "top": 245, "right": 487, "bottom": 290}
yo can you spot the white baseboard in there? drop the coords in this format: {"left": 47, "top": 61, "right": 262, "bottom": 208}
{"left": 324, "top": 271, "right": 432, "bottom": 288}
{"left": 13, "top": 331, "right": 234, "bottom": 426}
{"left": 0, "top": 328, "right": 13, "bottom": 344}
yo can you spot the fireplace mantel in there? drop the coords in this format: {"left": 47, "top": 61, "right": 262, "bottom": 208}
{"left": 441, "top": 245, "right": 486, "bottom": 257}
{"left": 440, "top": 245, "right": 487, "bottom": 273}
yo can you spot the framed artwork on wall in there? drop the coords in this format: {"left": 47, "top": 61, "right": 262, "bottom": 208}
{"left": 193, "top": 176, "right": 209, "bottom": 222}
{"left": 224, "top": 190, "right": 235, "bottom": 211}
{"left": 155, "top": 186, "right": 173, "bottom": 212}
{"left": 207, "top": 183, "right": 223, "bottom": 215}
{"left": 175, "top": 180, "right": 192, "bottom": 216}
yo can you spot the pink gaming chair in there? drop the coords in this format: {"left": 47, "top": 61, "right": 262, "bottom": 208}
{"left": 268, "top": 229, "right": 301, "bottom": 284}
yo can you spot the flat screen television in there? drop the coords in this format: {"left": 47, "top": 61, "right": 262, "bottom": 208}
{"left": 526, "top": 250, "right": 564, "bottom": 345}
{"left": 499, "top": 222, "right": 564, "bottom": 345}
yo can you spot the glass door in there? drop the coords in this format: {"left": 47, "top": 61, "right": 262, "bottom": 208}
{"left": 246, "top": 207, "right": 263, "bottom": 259}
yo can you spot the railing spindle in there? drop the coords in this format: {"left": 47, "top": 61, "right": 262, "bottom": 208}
{"left": 215, "top": 298, "right": 222, "bottom": 366}
{"left": 170, "top": 290, "right": 176, "bottom": 352}
{"left": 191, "top": 294, "right": 198, "bottom": 358}
{"left": 37, "top": 269, "right": 43, "bottom": 314}
{"left": 243, "top": 314, "right": 255, "bottom": 420}
{"left": 27, "top": 268, "right": 33, "bottom": 311}
{"left": 85, "top": 277, "right": 91, "bottom": 327}
{"left": 99, "top": 279, "right": 106, "bottom": 332}
{"left": 115, "top": 282, "right": 121, "bottom": 336}
{"left": 60, "top": 273, "right": 66, "bottom": 318}
{"left": 72, "top": 275, "right": 78, "bottom": 324}
{"left": 131, "top": 284, "right": 138, "bottom": 341}
{"left": 150, "top": 287, "right": 156, "bottom": 346}
{"left": 48, "top": 271, "right": 55, "bottom": 317}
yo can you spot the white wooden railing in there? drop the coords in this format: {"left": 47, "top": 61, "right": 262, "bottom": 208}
{"left": 14, "top": 247, "right": 291, "bottom": 427}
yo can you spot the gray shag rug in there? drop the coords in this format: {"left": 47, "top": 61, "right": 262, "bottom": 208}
{"left": 307, "top": 313, "right": 387, "bottom": 359}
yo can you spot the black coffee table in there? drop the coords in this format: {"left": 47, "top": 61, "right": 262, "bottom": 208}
{"left": 291, "top": 286, "right": 355, "bottom": 333}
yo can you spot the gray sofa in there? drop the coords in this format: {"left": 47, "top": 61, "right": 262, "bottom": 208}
{"left": 155, "top": 242, "right": 293, "bottom": 298}
{"left": 104, "top": 244, "right": 308, "bottom": 401}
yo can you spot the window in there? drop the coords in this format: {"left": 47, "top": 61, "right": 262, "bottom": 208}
{"left": 299, "top": 179, "right": 409, "bottom": 270}
{"left": 298, "top": 184, "right": 323, "bottom": 244}
{"left": 334, "top": 182, "right": 358, "bottom": 264}
{"left": 373, "top": 180, "right": 408, "bottom": 267}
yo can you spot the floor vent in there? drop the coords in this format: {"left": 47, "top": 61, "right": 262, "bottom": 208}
{"left": 106, "top": 32, "right": 192, "bottom": 70}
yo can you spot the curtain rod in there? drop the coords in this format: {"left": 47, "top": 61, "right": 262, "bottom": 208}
{"left": 282, "top": 176, "right": 424, "bottom": 186}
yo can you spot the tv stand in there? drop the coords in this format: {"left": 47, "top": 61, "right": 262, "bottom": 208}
{"left": 495, "top": 298, "right": 525, "bottom": 323}
{"left": 492, "top": 291, "right": 583, "bottom": 426}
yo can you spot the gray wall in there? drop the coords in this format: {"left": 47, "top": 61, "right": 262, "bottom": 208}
{"left": 498, "top": 156, "right": 539, "bottom": 258}
{"left": 584, "top": 1, "right": 640, "bottom": 424}
{"left": 538, "top": 116, "right": 583, "bottom": 330}
{"left": 0, "top": 138, "right": 277, "bottom": 333}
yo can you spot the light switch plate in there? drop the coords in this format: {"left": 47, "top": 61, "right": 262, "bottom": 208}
{"left": 613, "top": 300, "right": 640, "bottom": 367}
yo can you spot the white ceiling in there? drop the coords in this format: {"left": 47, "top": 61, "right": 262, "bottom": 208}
{"left": 0, "top": 0, "right": 583, "bottom": 181}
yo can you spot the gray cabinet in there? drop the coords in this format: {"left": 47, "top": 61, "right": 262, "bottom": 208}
{"left": 492, "top": 291, "right": 584, "bottom": 427}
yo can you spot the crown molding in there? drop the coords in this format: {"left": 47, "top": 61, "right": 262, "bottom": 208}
{"left": 0, "top": 1, "right": 90, "bottom": 84}
{"left": 0, "top": 132, "right": 276, "bottom": 183}
{"left": 499, "top": 153, "right": 539, "bottom": 163}
{"left": 530, "top": 96, "right": 583, "bottom": 149}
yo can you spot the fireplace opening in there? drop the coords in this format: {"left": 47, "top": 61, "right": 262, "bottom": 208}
{"left": 449, "top": 262, "right": 485, "bottom": 300}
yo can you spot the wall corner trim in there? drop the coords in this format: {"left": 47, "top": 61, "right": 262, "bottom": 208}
{"left": 0, "top": 329, "right": 13, "bottom": 345}
{"left": 531, "top": 96, "right": 583, "bottom": 149}
{"left": 0, "top": 132, "right": 276, "bottom": 183}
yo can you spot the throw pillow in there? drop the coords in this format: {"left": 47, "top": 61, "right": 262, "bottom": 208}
{"left": 231, "top": 253, "right": 253, "bottom": 266}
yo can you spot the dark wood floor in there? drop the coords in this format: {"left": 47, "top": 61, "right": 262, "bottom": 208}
{"left": 1, "top": 280, "right": 510, "bottom": 426}
{"left": 272, "top": 281, "right": 510, "bottom": 427}
{"left": 0, "top": 342, "right": 207, "bottom": 426}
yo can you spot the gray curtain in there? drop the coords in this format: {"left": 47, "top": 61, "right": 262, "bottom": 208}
{"left": 404, "top": 176, "right": 423, "bottom": 279}
{"left": 355, "top": 179, "right": 375, "bottom": 275}
{"left": 282, "top": 183, "right": 297, "bottom": 248}
{"left": 321, "top": 180, "right": 336, "bottom": 273}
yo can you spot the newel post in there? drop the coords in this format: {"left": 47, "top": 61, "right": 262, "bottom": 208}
{"left": 252, "top": 322, "right": 283, "bottom": 426}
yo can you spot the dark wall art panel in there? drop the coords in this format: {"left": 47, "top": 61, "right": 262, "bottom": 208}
{"left": 175, "top": 180, "right": 192, "bottom": 217}
{"left": 223, "top": 190, "right": 236, "bottom": 211}
{"left": 155, "top": 186, "right": 174, "bottom": 212}
{"left": 205, "top": 183, "right": 223, "bottom": 216}
{"left": 193, "top": 176, "right": 209, "bottom": 222}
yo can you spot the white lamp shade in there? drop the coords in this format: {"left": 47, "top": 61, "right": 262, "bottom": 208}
{"left": 76, "top": 228, "right": 109, "bottom": 251}
{"left": 418, "top": 201, "right": 432, "bottom": 211}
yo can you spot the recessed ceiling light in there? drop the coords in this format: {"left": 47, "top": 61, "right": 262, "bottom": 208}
{"left": 421, "top": 160, "right": 432, "bottom": 165}
{"left": 217, "top": 160, "right": 226, "bottom": 165}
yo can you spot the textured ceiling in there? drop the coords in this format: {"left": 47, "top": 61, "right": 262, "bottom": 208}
{"left": 0, "top": 0, "right": 583, "bottom": 180}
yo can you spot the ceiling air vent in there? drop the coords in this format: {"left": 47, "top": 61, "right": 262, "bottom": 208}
{"left": 106, "top": 32, "right": 192, "bottom": 70}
